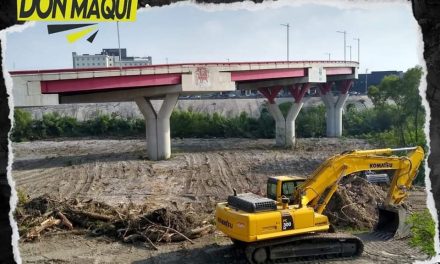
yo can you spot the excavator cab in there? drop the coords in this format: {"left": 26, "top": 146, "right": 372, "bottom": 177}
{"left": 266, "top": 176, "right": 305, "bottom": 204}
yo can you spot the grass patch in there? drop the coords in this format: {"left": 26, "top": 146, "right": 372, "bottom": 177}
{"left": 406, "top": 209, "right": 436, "bottom": 256}
{"left": 16, "top": 188, "right": 29, "bottom": 206}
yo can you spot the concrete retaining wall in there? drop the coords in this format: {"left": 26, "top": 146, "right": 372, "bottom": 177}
{"left": 18, "top": 96, "right": 372, "bottom": 121}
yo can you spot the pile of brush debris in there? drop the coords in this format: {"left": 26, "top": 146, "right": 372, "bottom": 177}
{"left": 15, "top": 195, "right": 214, "bottom": 249}
{"left": 325, "top": 175, "right": 390, "bottom": 229}
{"left": 16, "top": 175, "right": 413, "bottom": 245}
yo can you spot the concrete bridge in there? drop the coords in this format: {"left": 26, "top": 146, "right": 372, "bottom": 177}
{"left": 10, "top": 61, "right": 358, "bottom": 160}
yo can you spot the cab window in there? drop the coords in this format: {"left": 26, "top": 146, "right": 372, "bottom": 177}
{"left": 267, "top": 182, "right": 277, "bottom": 200}
{"left": 282, "top": 181, "right": 296, "bottom": 196}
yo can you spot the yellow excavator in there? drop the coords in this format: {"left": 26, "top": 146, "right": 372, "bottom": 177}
{"left": 215, "top": 146, "right": 425, "bottom": 263}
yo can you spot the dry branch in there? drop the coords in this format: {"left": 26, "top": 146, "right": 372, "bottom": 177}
{"left": 69, "top": 208, "right": 112, "bottom": 221}
{"left": 139, "top": 232, "right": 159, "bottom": 250}
{"left": 143, "top": 217, "right": 194, "bottom": 244}
{"left": 188, "top": 224, "right": 214, "bottom": 238}
{"left": 123, "top": 233, "right": 143, "bottom": 243}
{"left": 56, "top": 211, "right": 73, "bottom": 230}
{"left": 26, "top": 217, "right": 61, "bottom": 240}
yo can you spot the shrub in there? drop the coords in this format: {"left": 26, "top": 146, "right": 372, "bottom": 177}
{"left": 12, "top": 109, "right": 33, "bottom": 141}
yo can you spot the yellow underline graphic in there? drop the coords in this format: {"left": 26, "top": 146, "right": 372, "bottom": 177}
{"left": 66, "top": 26, "right": 98, "bottom": 43}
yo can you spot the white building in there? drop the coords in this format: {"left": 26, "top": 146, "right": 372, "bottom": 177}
{"left": 72, "top": 48, "right": 152, "bottom": 68}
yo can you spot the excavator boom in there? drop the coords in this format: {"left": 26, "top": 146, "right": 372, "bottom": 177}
{"left": 296, "top": 146, "right": 424, "bottom": 238}
{"left": 296, "top": 146, "right": 424, "bottom": 213}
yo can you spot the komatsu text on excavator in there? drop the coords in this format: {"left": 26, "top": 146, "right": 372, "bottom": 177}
{"left": 215, "top": 146, "right": 425, "bottom": 263}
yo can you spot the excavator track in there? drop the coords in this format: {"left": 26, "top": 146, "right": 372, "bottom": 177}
{"left": 241, "top": 233, "right": 364, "bottom": 264}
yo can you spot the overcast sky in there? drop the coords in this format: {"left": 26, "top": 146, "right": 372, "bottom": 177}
{"left": 4, "top": 1, "right": 420, "bottom": 73}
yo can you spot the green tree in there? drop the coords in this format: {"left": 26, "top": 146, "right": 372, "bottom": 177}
{"left": 367, "top": 75, "right": 400, "bottom": 107}
{"left": 366, "top": 67, "right": 424, "bottom": 147}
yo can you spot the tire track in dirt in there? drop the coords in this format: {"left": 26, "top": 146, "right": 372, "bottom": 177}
{"left": 182, "top": 152, "right": 247, "bottom": 200}
{"left": 184, "top": 153, "right": 199, "bottom": 195}
{"left": 78, "top": 163, "right": 95, "bottom": 195}
{"left": 357, "top": 233, "right": 427, "bottom": 263}
{"left": 14, "top": 167, "right": 67, "bottom": 198}
{"left": 14, "top": 157, "right": 67, "bottom": 185}
{"left": 207, "top": 153, "right": 230, "bottom": 195}
{"left": 216, "top": 153, "right": 245, "bottom": 195}
{"left": 407, "top": 189, "right": 428, "bottom": 212}
{"left": 58, "top": 169, "right": 80, "bottom": 199}
{"left": 65, "top": 165, "right": 88, "bottom": 199}
{"left": 189, "top": 153, "right": 209, "bottom": 196}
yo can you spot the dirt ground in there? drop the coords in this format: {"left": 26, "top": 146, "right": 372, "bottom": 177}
{"left": 12, "top": 138, "right": 430, "bottom": 263}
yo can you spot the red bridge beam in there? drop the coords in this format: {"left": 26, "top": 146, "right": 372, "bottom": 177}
{"left": 319, "top": 82, "right": 333, "bottom": 95}
{"left": 340, "top": 79, "right": 354, "bottom": 94}
{"left": 231, "top": 68, "right": 305, "bottom": 81}
{"left": 258, "top": 87, "right": 283, "bottom": 104}
{"left": 41, "top": 74, "right": 182, "bottom": 94}
{"left": 325, "top": 67, "right": 353, "bottom": 75}
{"left": 289, "top": 83, "right": 311, "bottom": 103}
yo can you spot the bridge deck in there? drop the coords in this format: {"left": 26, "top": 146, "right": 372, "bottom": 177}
{"left": 10, "top": 60, "right": 358, "bottom": 96}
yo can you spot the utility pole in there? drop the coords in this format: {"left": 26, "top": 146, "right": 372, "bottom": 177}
{"left": 117, "top": 22, "right": 122, "bottom": 69}
{"left": 281, "top": 23, "right": 290, "bottom": 61}
{"left": 336, "top": 30, "right": 347, "bottom": 62}
{"left": 324, "top": 53, "right": 331, "bottom": 61}
{"left": 347, "top": 45, "right": 352, "bottom": 61}
{"left": 353, "top": 37, "right": 360, "bottom": 62}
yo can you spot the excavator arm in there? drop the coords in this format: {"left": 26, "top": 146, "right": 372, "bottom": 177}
{"left": 295, "top": 146, "right": 424, "bottom": 214}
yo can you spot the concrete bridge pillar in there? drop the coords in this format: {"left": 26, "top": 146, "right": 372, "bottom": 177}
{"left": 259, "top": 84, "right": 310, "bottom": 147}
{"left": 260, "top": 87, "right": 285, "bottom": 146}
{"left": 135, "top": 93, "right": 179, "bottom": 160}
{"left": 266, "top": 102, "right": 286, "bottom": 146}
{"left": 286, "top": 83, "right": 310, "bottom": 146}
{"left": 319, "top": 80, "right": 353, "bottom": 137}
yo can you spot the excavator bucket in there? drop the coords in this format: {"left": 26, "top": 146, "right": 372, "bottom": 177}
{"left": 375, "top": 205, "right": 410, "bottom": 239}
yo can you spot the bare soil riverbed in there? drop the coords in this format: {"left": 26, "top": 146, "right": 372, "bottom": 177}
{"left": 12, "top": 138, "right": 429, "bottom": 263}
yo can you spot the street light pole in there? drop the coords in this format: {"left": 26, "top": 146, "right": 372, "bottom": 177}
{"left": 324, "top": 52, "right": 331, "bottom": 61}
{"left": 336, "top": 30, "right": 346, "bottom": 62}
{"left": 281, "top": 23, "right": 290, "bottom": 61}
{"left": 116, "top": 21, "right": 122, "bottom": 69}
{"left": 353, "top": 37, "right": 360, "bottom": 62}
{"left": 347, "top": 45, "right": 352, "bottom": 61}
